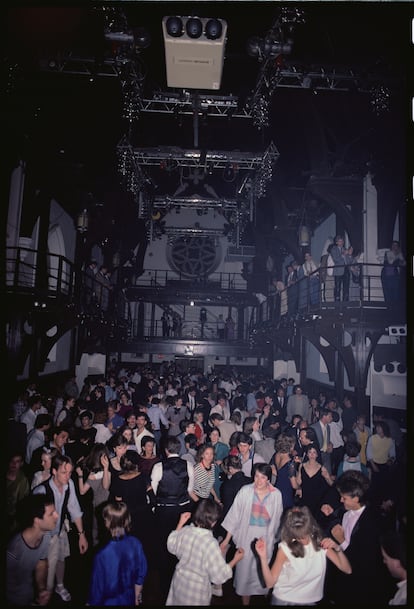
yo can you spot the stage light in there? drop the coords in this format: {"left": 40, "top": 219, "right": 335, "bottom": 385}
{"left": 162, "top": 16, "right": 227, "bottom": 90}
{"left": 298, "top": 225, "right": 311, "bottom": 247}
{"left": 76, "top": 209, "right": 89, "bottom": 234}
{"left": 205, "top": 18, "right": 222, "bottom": 40}
{"left": 166, "top": 16, "right": 183, "bottom": 37}
{"left": 186, "top": 17, "right": 203, "bottom": 38}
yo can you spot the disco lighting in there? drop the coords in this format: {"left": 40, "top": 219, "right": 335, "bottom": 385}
{"left": 162, "top": 16, "right": 228, "bottom": 90}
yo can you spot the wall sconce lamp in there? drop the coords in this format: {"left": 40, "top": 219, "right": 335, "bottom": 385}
{"left": 76, "top": 209, "right": 89, "bottom": 234}
{"left": 298, "top": 225, "right": 311, "bottom": 247}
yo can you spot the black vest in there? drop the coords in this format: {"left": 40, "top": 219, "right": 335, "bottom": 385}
{"left": 40, "top": 478, "right": 70, "bottom": 532}
{"left": 156, "top": 457, "right": 189, "bottom": 505}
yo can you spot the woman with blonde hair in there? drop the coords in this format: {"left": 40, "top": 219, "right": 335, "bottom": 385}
{"left": 88, "top": 502, "right": 147, "bottom": 606}
{"left": 255, "top": 505, "right": 351, "bottom": 605}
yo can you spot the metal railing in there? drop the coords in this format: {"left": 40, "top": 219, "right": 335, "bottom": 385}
{"left": 6, "top": 249, "right": 402, "bottom": 344}
{"left": 132, "top": 268, "right": 248, "bottom": 291}
{"left": 130, "top": 319, "right": 251, "bottom": 341}
{"left": 266, "top": 262, "right": 402, "bottom": 322}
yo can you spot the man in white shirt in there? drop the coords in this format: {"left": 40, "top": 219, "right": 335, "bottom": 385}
{"left": 134, "top": 412, "right": 155, "bottom": 454}
{"left": 20, "top": 396, "right": 44, "bottom": 435}
{"left": 210, "top": 395, "right": 231, "bottom": 421}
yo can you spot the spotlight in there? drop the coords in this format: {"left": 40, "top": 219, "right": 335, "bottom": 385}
{"left": 166, "top": 16, "right": 183, "bottom": 37}
{"left": 133, "top": 26, "right": 151, "bottom": 49}
{"left": 186, "top": 17, "right": 203, "bottom": 38}
{"left": 162, "top": 16, "right": 227, "bottom": 89}
{"left": 205, "top": 18, "right": 223, "bottom": 40}
{"left": 247, "top": 35, "right": 292, "bottom": 58}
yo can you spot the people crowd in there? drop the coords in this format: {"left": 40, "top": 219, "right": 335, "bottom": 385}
{"left": 7, "top": 364, "right": 406, "bottom": 605}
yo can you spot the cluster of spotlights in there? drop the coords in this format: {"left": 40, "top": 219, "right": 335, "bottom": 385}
{"left": 165, "top": 16, "right": 223, "bottom": 40}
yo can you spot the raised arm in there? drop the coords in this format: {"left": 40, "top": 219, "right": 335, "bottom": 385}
{"left": 255, "top": 538, "right": 288, "bottom": 589}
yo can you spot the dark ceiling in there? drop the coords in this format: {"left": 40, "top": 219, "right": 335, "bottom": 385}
{"left": 5, "top": 2, "right": 411, "bottom": 259}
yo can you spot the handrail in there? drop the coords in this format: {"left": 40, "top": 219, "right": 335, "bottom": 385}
{"left": 5, "top": 247, "right": 113, "bottom": 315}
{"left": 130, "top": 268, "right": 247, "bottom": 291}
{"left": 6, "top": 248, "right": 403, "bottom": 344}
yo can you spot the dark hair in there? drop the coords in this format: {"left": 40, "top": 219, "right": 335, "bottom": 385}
{"left": 252, "top": 462, "right": 272, "bottom": 481}
{"left": 141, "top": 435, "right": 155, "bottom": 449}
{"left": 237, "top": 432, "right": 253, "bottom": 446}
{"left": 319, "top": 408, "right": 333, "bottom": 420}
{"left": 229, "top": 431, "right": 243, "bottom": 448}
{"left": 51, "top": 453, "right": 73, "bottom": 473}
{"left": 15, "top": 494, "right": 55, "bottom": 530}
{"left": 184, "top": 433, "right": 198, "bottom": 450}
{"left": 209, "top": 412, "right": 224, "bottom": 423}
{"left": 380, "top": 531, "right": 407, "bottom": 570}
{"left": 34, "top": 413, "right": 52, "bottom": 429}
{"left": 242, "top": 416, "right": 259, "bottom": 435}
{"left": 344, "top": 440, "right": 361, "bottom": 458}
{"left": 336, "top": 470, "right": 370, "bottom": 504}
{"left": 375, "top": 420, "right": 391, "bottom": 437}
{"left": 80, "top": 410, "right": 93, "bottom": 421}
{"left": 84, "top": 443, "right": 110, "bottom": 473}
{"left": 180, "top": 419, "right": 195, "bottom": 433}
{"left": 192, "top": 498, "right": 222, "bottom": 529}
{"left": 196, "top": 443, "right": 215, "bottom": 463}
{"left": 120, "top": 450, "right": 140, "bottom": 472}
{"left": 303, "top": 443, "right": 322, "bottom": 463}
{"left": 108, "top": 431, "right": 129, "bottom": 451}
{"left": 300, "top": 427, "right": 317, "bottom": 444}
{"left": 222, "top": 454, "right": 242, "bottom": 474}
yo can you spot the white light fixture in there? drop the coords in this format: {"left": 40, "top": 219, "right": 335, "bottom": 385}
{"left": 162, "top": 16, "right": 227, "bottom": 90}
{"left": 76, "top": 209, "right": 89, "bottom": 234}
{"left": 298, "top": 225, "right": 310, "bottom": 247}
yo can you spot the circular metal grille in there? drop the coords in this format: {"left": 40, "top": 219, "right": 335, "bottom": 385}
{"left": 168, "top": 235, "right": 220, "bottom": 278}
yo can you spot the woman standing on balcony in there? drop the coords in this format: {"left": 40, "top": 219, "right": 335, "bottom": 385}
{"left": 381, "top": 240, "right": 406, "bottom": 309}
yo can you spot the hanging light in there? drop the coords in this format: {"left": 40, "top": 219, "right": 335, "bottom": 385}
{"left": 298, "top": 225, "right": 311, "bottom": 247}
{"left": 76, "top": 209, "right": 89, "bottom": 234}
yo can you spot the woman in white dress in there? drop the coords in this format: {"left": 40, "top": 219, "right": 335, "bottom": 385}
{"left": 220, "top": 463, "right": 283, "bottom": 605}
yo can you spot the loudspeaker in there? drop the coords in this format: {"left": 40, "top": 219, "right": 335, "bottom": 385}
{"left": 388, "top": 325, "right": 407, "bottom": 336}
{"left": 162, "top": 16, "right": 227, "bottom": 90}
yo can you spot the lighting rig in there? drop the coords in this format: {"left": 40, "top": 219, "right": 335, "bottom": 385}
{"left": 36, "top": 6, "right": 396, "bottom": 243}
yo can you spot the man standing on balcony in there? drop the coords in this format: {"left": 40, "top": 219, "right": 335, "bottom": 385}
{"left": 286, "top": 262, "right": 299, "bottom": 320}
{"left": 330, "top": 235, "right": 354, "bottom": 302}
{"left": 217, "top": 314, "right": 225, "bottom": 339}
{"left": 161, "top": 311, "right": 169, "bottom": 337}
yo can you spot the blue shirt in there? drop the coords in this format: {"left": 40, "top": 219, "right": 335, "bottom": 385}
{"left": 88, "top": 535, "right": 148, "bottom": 606}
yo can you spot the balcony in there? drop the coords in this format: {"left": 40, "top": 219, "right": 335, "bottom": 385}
{"left": 5, "top": 247, "right": 406, "bottom": 360}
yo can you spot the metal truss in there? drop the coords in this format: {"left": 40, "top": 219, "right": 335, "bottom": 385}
{"left": 116, "top": 139, "right": 280, "bottom": 171}
{"left": 163, "top": 226, "right": 225, "bottom": 238}
{"left": 40, "top": 54, "right": 395, "bottom": 98}
{"left": 153, "top": 196, "right": 240, "bottom": 211}
{"left": 136, "top": 92, "right": 251, "bottom": 118}
{"left": 258, "top": 63, "right": 390, "bottom": 93}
